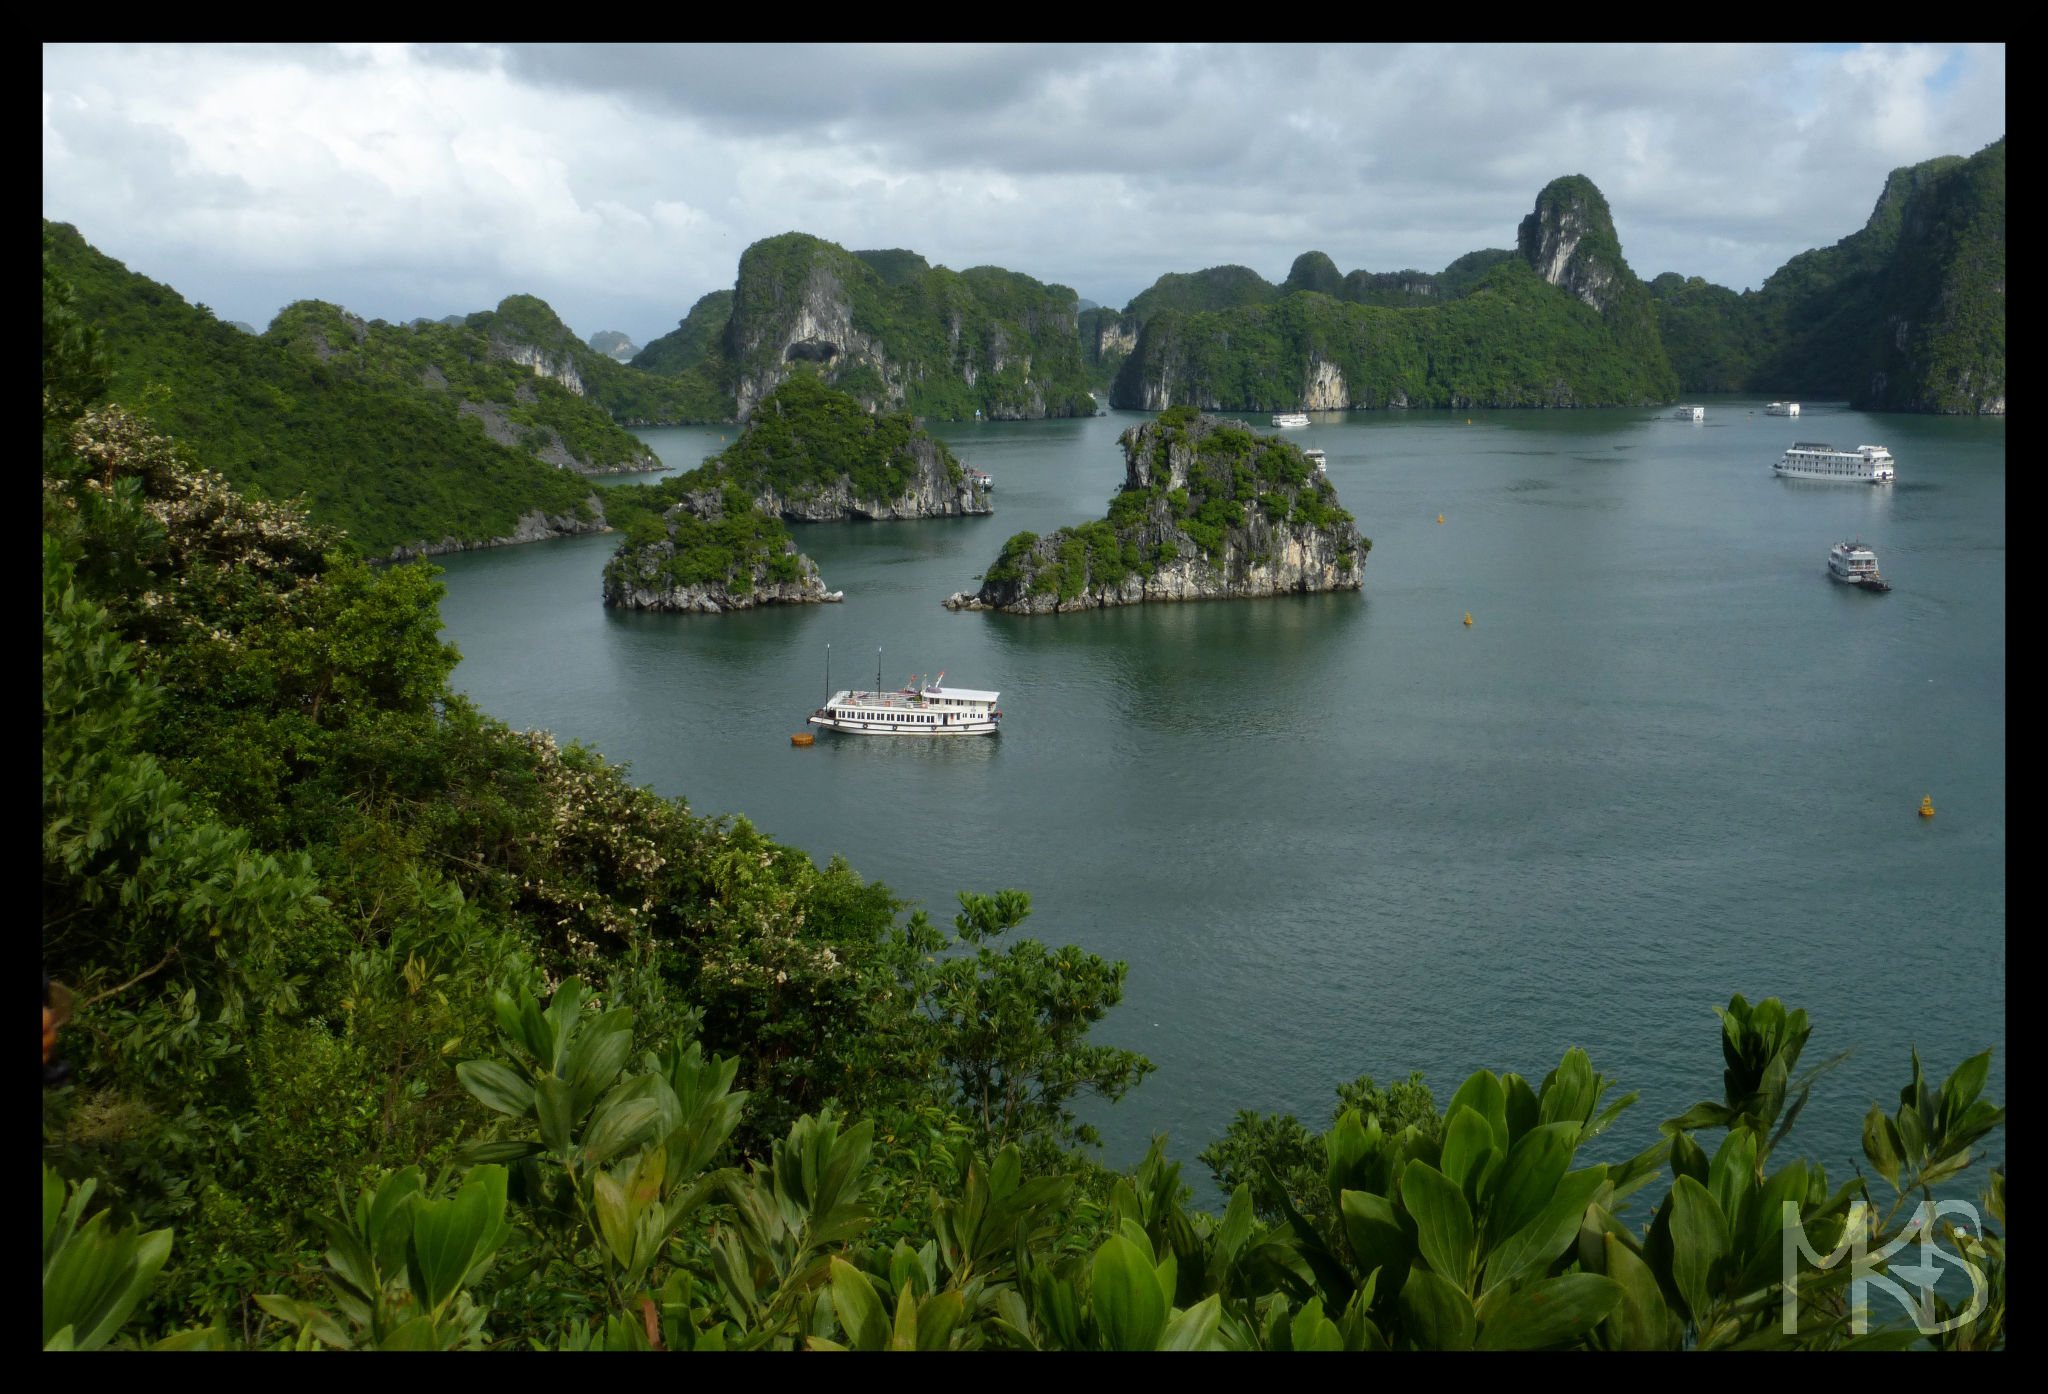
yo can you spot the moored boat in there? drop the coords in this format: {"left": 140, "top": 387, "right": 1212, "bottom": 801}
{"left": 1303, "top": 447, "right": 1327, "bottom": 473}
{"left": 1765, "top": 401, "right": 1800, "bottom": 416}
{"left": 810, "top": 676, "right": 1001, "bottom": 736}
{"left": 1674, "top": 405, "right": 1704, "bottom": 421}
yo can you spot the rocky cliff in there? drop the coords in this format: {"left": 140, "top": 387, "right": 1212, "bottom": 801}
{"left": 1109, "top": 177, "right": 1677, "bottom": 412}
{"left": 754, "top": 431, "right": 990, "bottom": 520}
{"left": 602, "top": 486, "right": 839, "bottom": 614}
{"left": 946, "top": 409, "right": 1365, "bottom": 614}
{"left": 636, "top": 234, "right": 1097, "bottom": 424}
{"left": 699, "top": 375, "right": 992, "bottom": 522}
{"left": 1651, "top": 137, "right": 2004, "bottom": 413}
{"left": 1864, "top": 138, "right": 2005, "bottom": 413}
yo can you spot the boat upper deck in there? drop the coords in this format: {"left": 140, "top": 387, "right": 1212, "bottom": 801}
{"left": 826, "top": 685, "right": 998, "bottom": 710}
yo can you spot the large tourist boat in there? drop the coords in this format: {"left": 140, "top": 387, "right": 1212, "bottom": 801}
{"left": 1674, "top": 405, "right": 1704, "bottom": 421}
{"left": 1271, "top": 411, "right": 1310, "bottom": 429}
{"left": 1827, "top": 540, "right": 1891, "bottom": 591}
{"left": 1765, "top": 401, "right": 1801, "bottom": 416}
{"left": 810, "top": 675, "right": 1001, "bottom": 736}
{"left": 1303, "top": 448, "right": 1327, "bottom": 473}
{"left": 1775, "top": 442, "right": 1896, "bottom": 483}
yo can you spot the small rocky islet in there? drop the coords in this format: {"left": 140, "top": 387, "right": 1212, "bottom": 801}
{"left": 948, "top": 408, "right": 1365, "bottom": 614}
{"left": 600, "top": 375, "right": 989, "bottom": 613}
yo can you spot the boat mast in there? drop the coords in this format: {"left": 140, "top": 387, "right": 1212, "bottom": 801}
{"left": 877, "top": 647, "right": 882, "bottom": 698}
{"left": 824, "top": 644, "right": 830, "bottom": 705}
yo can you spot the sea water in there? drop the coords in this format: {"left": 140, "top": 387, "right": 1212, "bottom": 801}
{"left": 435, "top": 401, "right": 2005, "bottom": 1205}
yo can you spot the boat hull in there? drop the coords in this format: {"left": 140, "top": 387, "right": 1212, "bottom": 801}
{"left": 1775, "top": 464, "right": 1893, "bottom": 483}
{"left": 807, "top": 713, "right": 998, "bottom": 736}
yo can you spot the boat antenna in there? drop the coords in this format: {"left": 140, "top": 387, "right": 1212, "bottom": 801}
{"left": 877, "top": 647, "right": 882, "bottom": 698}
{"left": 824, "top": 644, "right": 830, "bottom": 705}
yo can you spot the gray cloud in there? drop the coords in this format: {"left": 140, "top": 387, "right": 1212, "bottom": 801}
{"left": 42, "top": 43, "right": 2005, "bottom": 348}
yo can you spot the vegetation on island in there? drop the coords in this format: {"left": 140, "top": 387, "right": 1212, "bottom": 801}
{"left": 1113, "top": 257, "right": 1677, "bottom": 412}
{"left": 703, "top": 373, "right": 967, "bottom": 505}
{"left": 601, "top": 480, "right": 810, "bottom": 598}
{"left": 43, "top": 218, "right": 2005, "bottom": 1354}
{"left": 43, "top": 222, "right": 608, "bottom": 556}
{"left": 598, "top": 374, "right": 973, "bottom": 602}
{"left": 1109, "top": 178, "right": 1677, "bottom": 411}
{"left": 978, "top": 407, "right": 1364, "bottom": 606}
{"left": 1651, "top": 137, "right": 2005, "bottom": 413}
{"left": 636, "top": 233, "right": 1099, "bottom": 423}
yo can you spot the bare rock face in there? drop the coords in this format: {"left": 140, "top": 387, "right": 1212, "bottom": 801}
{"left": 1516, "top": 175, "right": 1626, "bottom": 314}
{"left": 948, "top": 412, "right": 1366, "bottom": 615}
{"left": 733, "top": 263, "right": 895, "bottom": 420}
{"left": 491, "top": 338, "right": 587, "bottom": 397}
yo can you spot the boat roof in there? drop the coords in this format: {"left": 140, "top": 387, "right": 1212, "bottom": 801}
{"left": 1791, "top": 442, "right": 1835, "bottom": 450}
{"left": 824, "top": 686, "right": 998, "bottom": 705}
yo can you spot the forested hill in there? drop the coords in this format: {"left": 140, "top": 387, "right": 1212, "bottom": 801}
{"left": 44, "top": 221, "right": 647, "bottom": 556}
{"left": 1651, "top": 137, "right": 2005, "bottom": 413}
{"left": 630, "top": 233, "right": 1099, "bottom": 422}
{"left": 1106, "top": 175, "right": 1678, "bottom": 412}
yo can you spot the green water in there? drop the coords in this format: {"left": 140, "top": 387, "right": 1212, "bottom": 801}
{"left": 435, "top": 401, "right": 2005, "bottom": 1195}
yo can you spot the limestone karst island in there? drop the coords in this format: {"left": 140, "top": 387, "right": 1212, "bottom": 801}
{"left": 43, "top": 46, "right": 2004, "bottom": 1358}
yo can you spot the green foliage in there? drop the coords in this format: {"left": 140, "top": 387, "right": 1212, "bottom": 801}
{"left": 981, "top": 412, "right": 1367, "bottom": 605}
{"left": 719, "top": 232, "right": 1098, "bottom": 421}
{"left": 1115, "top": 257, "right": 1676, "bottom": 411}
{"left": 43, "top": 1165, "right": 176, "bottom": 1349}
{"left": 696, "top": 373, "right": 965, "bottom": 507}
{"left": 39, "top": 253, "right": 2007, "bottom": 1354}
{"left": 1652, "top": 137, "right": 2004, "bottom": 412}
{"left": 601, "top": 485, "right": 810, "bottom": 596}
{"left": 43, "top": 222, "right": 607, "bottom": 554}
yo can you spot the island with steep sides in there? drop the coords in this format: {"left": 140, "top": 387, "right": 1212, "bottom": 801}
{"left": 946, "top": 407, "right": 1365, "bottom": 614}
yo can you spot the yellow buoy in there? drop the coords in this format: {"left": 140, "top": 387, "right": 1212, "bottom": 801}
{"left": 1463, "top": 612, "right": 1473, "bottom": 626}
{"left": 791, "top": 732, "right": 814, "bottom": 747}
{"left": 1919, "top": 795, "right": 1935, "bottom": 818}
{"left": 1438, "top": 513, "right": 1445, "bottom": 524}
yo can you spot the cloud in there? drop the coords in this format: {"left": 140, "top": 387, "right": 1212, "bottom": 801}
{"left": 42, "top": 43, "right": 2005, "bottom": 345}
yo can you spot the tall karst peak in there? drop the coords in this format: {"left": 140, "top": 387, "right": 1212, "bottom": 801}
{"left": 1516, "top": 175, "right": 1630, "bottom": 314}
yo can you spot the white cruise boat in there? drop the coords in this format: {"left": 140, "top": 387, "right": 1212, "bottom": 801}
{"left": 1827, "top": 540, "right": 1890, "bottom": 591}
{"left": 967, "top": 468, "right": 994, "bottom": 490}
{"left": 1765, "top": 401, "right": 1800, "bottom": 417}
{"left": 810, "top": 679, "right": 1001, "bottom": 736}
{"left": 1674, "top": 405, "right": 1704, "bottom": 421}
{"left": 1272, "top": 411, "right": 1310, "bottom": 429}
{"left": 1775, "top": 442, "right": 1895, "bottom": 483}
{"left": 1303, "top": 448, "right": 1327, "bottom": 473}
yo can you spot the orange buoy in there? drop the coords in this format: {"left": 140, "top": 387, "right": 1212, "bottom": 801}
{"left": 1463, "top": 612, "right": 1473, "bottom": 626}
{"left": 1919, "top": 795, "right": 1934, "bottom": 818}
{"left": 791, "top": 732, "right": 815, "bottom": 747}
{"left": 1438, "top": 513, "right": 1444, "bottom": 524}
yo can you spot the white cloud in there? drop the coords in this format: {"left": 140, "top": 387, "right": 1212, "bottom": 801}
{"left": 41, "top": 42, "right": 2005, "bottom": 346}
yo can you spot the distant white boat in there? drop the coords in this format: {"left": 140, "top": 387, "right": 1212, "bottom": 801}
{"left": 1766, "top": 401, "right": 1800, "bottom": 416}
{"left": 1303, "top": 448, "right": 1327, "bottom": 473}
{"left": 1674, "top": 405, "right": 1704, "bottom": 421}
{"left": 1272, "top": 411, "right": 1310, "bottom": 429}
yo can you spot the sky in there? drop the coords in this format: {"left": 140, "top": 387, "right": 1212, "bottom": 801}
{"left": 43, "top": 43, "right": 2006, "bottom": 349}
